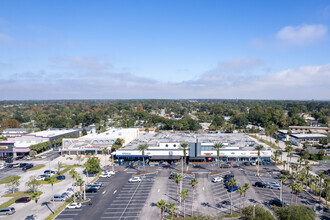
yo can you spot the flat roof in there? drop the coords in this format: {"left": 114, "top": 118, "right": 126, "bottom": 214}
{"left": 290, "top": 134, "right": 327, "bottom": 138}
{"left": 289, "top": 126, "right": 329, "bottom": 130}
{"left": 31, "top": 129, "right": 78, "bottom": 138}
{"left": 117, "top": 132, "right": 266, "bottom": 152}
{"left": 80, "top": 128, "right": 139, "bottom": 139}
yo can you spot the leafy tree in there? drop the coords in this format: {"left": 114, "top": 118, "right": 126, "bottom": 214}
{"left": 82, "top": 128, "right": 87, "bottom": 136}
{"left": 156, "top": 199, "right": 167, "bottom": 220}
{"left": 56, "top": 161, "right": 63, "bottom": 174}
{"left": 242, "top": 205, "right": 275, "bottom": 220}
{"left": 274, "top": 204, "right": 316, "bottom": 220}
{"left": 213, "top": 142, "right": 224, "bottom": 168}
{"left": 137, "top": 143, "right": 149, "bottom": 171}
{"left": 84, "top": 156, "right": 101, "bottom": 174}
{"left": 180, "top": 189, "right": 190, "bottom": 218}
{"left": 5, "top": 176, "right": 20, "bottom": 193}
{"left": 26, "top": 176, "right": 40, "bottom": 193}
{"left": 166, "top": 203, "right": 177, "bottom": 220}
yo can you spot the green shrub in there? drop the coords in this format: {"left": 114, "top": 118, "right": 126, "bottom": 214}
{"left": 280, "top": 170, "right": 290, "bottom": 175}
{"left": 66, "top": 197, "right": 74, "bottom": 202}
{"left": 274, "top": 204, "right": 316, "bottom": 220}
{"left": 242, "top": 205, "right": 275, "bottom": 220}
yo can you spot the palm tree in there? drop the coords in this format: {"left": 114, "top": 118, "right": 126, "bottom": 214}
{"left": 283, "top": 160, "right": 287, "bottom": 170}
{"left": 76, "top": 177, "right": 85, "bottom": 198}
{"left": 189, "top": 178, "right": 198, "bottom": 216}
{"left": 254, "top": 145, "right": 264, "bottom": 176}
{"left": 297, "top": 157, "right": 304, "bottom": 169}
{"left": 180, "top": 189, "right": 190, "bottom": 218}
{"left": 47, "top": 176, "right": 57, "bottom": 211}
{"left": 111, "top": 143, "right": 121, "bottom": 172}
{"left": 289, "top": 181, "right": 296, "bottom": 204}
{"left": 237, "top": 186, "right": 244, "bottom": 213}
{"left": 242, "top": 183, "right": 250, "bottom": 209}
{"left": 318, "top": 173, "right": 325, "bottom": 201}
{"left": 288, "top": 153, "right": 294, "bottom": 164}
{"left": 137, "top": 143, "right": 149, "bottom": 171}
{"left": 166, "top": 203, "right": 178, "bottom": 220}
{"left": 173, "top": 174, "right": 182, "bottom": 201}
{"left": 69, "top": 169, "right": 78, "bottom": 201}
{"left": 75, "top": 154, "right": 83, "bottom": 166}
{"left": 180, "top": 142, "right": 189, "bottom": 167}
{"left": 102, "top": 147, "right": 108, "bottom": 167}
{"left": 324, "top": 179, "right": 330, "bottom": 206}
{"left": 30, "top": 191, "right": 42, "bottom": 220}
{"left": 227, "top": 178, "right": 237, "bottom": 215}
{"left": 156, "top": 199, "right": 167, "bottom": 220}
{"left": 280, "top": 175, "right": 287, "bottom": 203}
{"left": 213, "top": 142, "right": 224, "bottom": 168}
{"left": 274, "top": 151, "right": 281, "bottom": 165}
{"left": 294, "top": 183, "right": 302, "bottom": 204}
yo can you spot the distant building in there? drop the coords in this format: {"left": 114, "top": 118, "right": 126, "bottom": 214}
{"left": 61, "top": 128, "right": 139, "bottom": 155}
{"left": 1, "top": 128, "right": 30, "bottom": 137}
{"left": 289, "top": 133, "right": 327, "bottom": 146}
{"left": 288, "top": 126, "right": 330, "bottom": 134}
{"left": 199, "top": 123, "right": 211, "bottom": 131}
{"left": 0, "top": 128, "right": 80, "bottom": 158}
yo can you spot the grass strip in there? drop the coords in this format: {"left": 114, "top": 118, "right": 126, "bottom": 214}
{"left": 0, "top": 176, "right": 21, "bottom": 184}
{"left": 28, "top": 164, "right": 46, "bottom": 171}
{"left": 44, "top": 201, "right": 70, "bottom": 220}
{"left": 0, "top": 191, "right": 42, "bottom": 210}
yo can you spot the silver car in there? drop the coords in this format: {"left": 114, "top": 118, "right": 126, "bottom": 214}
{"left": 0, "top": 207, "right": 15, "bottom": 215}
{"left": 267, "top": 182, "right": 281, "bottom": 190}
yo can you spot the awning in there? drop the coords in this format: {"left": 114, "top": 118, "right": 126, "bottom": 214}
{"left": 116, "top": 155, "right": 149, "bottom": 158}
{"left": 150, "top": 156, "right": 181, "bottom": 160}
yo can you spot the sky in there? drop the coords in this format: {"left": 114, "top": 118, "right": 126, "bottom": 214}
{"left": 0, "top": 0, "right": 330, "bottom": 100}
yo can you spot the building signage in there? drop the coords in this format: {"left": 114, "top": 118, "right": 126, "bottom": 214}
{"left": 122, "top": 152, "right": 131, "bottom": 155}
{"left": 169, "top": 151, "right": 173, "bottom": 156}
{"left": 0, "top": 146, "right": 8, "bottom": 149}
{"left": 204, "top": 153, "right": 213, "bottom": 155}
{"left": 250, "top": 152, "right": 257, "bottom": 154}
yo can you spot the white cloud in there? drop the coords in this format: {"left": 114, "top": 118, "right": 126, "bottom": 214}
{"left": 276, "top": 24, "right": 328, "bottom": 45}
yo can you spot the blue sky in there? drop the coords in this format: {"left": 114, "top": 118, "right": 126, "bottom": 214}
{"left": 0, "top": 0, "right": 330, "bottom": 100}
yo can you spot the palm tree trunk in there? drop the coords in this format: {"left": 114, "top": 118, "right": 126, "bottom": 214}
{"left": 230, "top": 191, "right": 232, "bottom": 215}
{"left": 161, "top": 209, "right": 164, "bottom": 220}
{"left": 36, "top": 200, "right": 39, "bottom": 220}
{"left": 243, "top": 195, "right": 246, "bottom": 209}
{"left": 184, "top": 199, "right": 186, "bottom": 218}
{"left": 291, "top": 190, "right": 293, "bottom": 204}
{"left": 112, "top": 154, "right": 115, "bottom": 172}
{"left": 192, "top": 188, "right": 194, "bottom": 216}
{"left": 319, "top": 180, "right": 322, "bottom": 201}
{"left": 296, "top": 192, "right": 298, "bottom": 204}
{"left": 52, "top": 184, "right": 55, "bottom": 211}
{"left": 143, "top": 152, "right": 145, "bottom": 171}
{"left": 240, "top": 194, "right": 242, "bottom": 213}
{"left": 257, "top": 155, "right": 260, "bottom": 176}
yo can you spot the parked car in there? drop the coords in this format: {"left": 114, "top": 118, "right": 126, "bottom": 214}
{"left": 244, "top": 162, "right": 250, "bottom": 166}
{"left": 85, "top": 187, "right": 98, "bottom": 193}
{"left": 35, "top": 175, "right": 48, "bottom": 181}
{"left": 6, "top": 164, "right": 14, "bottom": 168}
{"left": 267, "top": 182, "right": 280, "bottom": 190}
{"left": 15, "top": 197, "right": 31, "bottom": 203}
{"left": 12, "top": 163, "right": 20, "bottom": 168}
{"left": 0, "top": 207, "right": 15, "bottom": 215}
{"left": 250, "top": 162, "right": 256, "bottom": 166}
{"left": 226, "top": 162, "right": 233, "bottom": 166}
{"left": 227, "top": 185, "right": 238, "bottom": 192}
{"left": 56, "top": 175, "right": 66, "bottom": 180}
{"left": 51, "top": 194, "right": 67, "bottom": 201}
{"left": 220, "top": 164, "right": 231, "bottom": 168}
{"left": 129, "top": 177, "right": 142, "bottom": 182}
{"left": 19, "top": 163, "right": 28, "bottom": 168}
{"left": 103, "top": 170, "right": 115, "bottom": 175}
{"left": 100, "top": 172, "right": 111, "bottom": 178}
{"left": 44, "top": 170, "right": 56, "bottom": 176}
{"left": 22, "top": 163, "right": 33, "bottom": 171}
{"left": 90, "top": 181, "right": 102, "bottom": 187}
{"left": 66, "top": 202, "right": 82, "bottom": 209}
{"left": 224, "top": 174, "right": 234, "bottom": 179}
{"left": 254, "top": 181, "right": 267, "bottom": 188}
{"left": 269, "top": 199, "right": 285, "bottom": 207}
{"left": 211, "top": 177, "right": 223, "bottom": 183}
{"left": 15, "top": 156, "right": 24, "bottom": 160}
{"left": 88, "top": 184, "right": 101, "bottom": 190}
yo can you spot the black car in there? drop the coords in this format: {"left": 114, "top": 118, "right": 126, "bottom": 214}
{"left": 56, "top": 175, "right": 66, "bottom": 180}
{"left": 269, "top": 199, "right": 285, "bottom": 207}
{"left": 254, "top": 181, "right": 267, "bottom": 188}
{"left": 5, "top": 164, "right": 14, "bottom": 168}
{"left": 85, "top": 187, "right": 98, "bottom": 193}
{"left": 15, "top": 156, "right": 24, "bottom": 160}
{"left": 323, "top": 169, "right": 330, "bottom": 175}
{"left": 19, "top": 163, "right": 28, "bottom": 168}
{"left": 22, "top": 164, "right": 33, "bottom": 171}
{"left": 224, "top": 174, "right": 234, "bottom": 179}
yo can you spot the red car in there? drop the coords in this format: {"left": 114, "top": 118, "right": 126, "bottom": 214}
{"left": 15, "top": 197, "right": 31, "bottom": 203}
{"left": 226, "top": 162, "right": 232, "bottom": 166}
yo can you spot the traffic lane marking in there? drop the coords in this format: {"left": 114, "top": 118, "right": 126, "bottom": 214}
{"left": 124, "top": 168, "right": 129, "bottom": 171}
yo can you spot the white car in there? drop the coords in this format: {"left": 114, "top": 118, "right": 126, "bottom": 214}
{"left": 0, "top": 166, "right": 5, "bottom": 170}
{"left": 35, "top": 175, "right": 47, "bottom": 181}
{"left": 105, "top": 170, "right": 115, "bottom": 175}
{"left": 100, "top": 172, "right": 111, "bottom": 178}
{"left": 267, "top": 182, "right": 281, "bottom": 190}
{"left": 66, "top": 202, "right": 82, "bottom": 209}
{"left": 211, "top": 176, "right": 223, "bottom": 183}
{"left": 128, "top": 177, "right": 142, "bottom": 182}
{"left": 250, "top": 162, "right": 256, "bottom": 166}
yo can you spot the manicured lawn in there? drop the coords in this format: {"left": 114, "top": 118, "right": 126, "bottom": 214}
{"left": 58, "top": 165, "right": 81, "bottom": 175}
{"left": 37, "top": 179, "right": 62, "bottom": 184}
{"left": 28, "top": 164, "right": 46, "bottom": 171}
{"left": 0, "top": 176, "right": 21, "bottom": 184}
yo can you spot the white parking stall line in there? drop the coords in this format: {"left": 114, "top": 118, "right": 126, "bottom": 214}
{"left": 104, "top": 212, "right": 139, "bottom": 214}
{"left": 57, "top": 213, "right": 79, "bottom": 216}
{"left": 63, "top": 209, "right": 83, "bottom": 212}
{"left": 101, "top": 216, "right": 139, "bottom": 219}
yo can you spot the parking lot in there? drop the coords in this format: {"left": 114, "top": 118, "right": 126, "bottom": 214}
{"left": 100, "top": 173, "right": 156, "bottom": 219}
